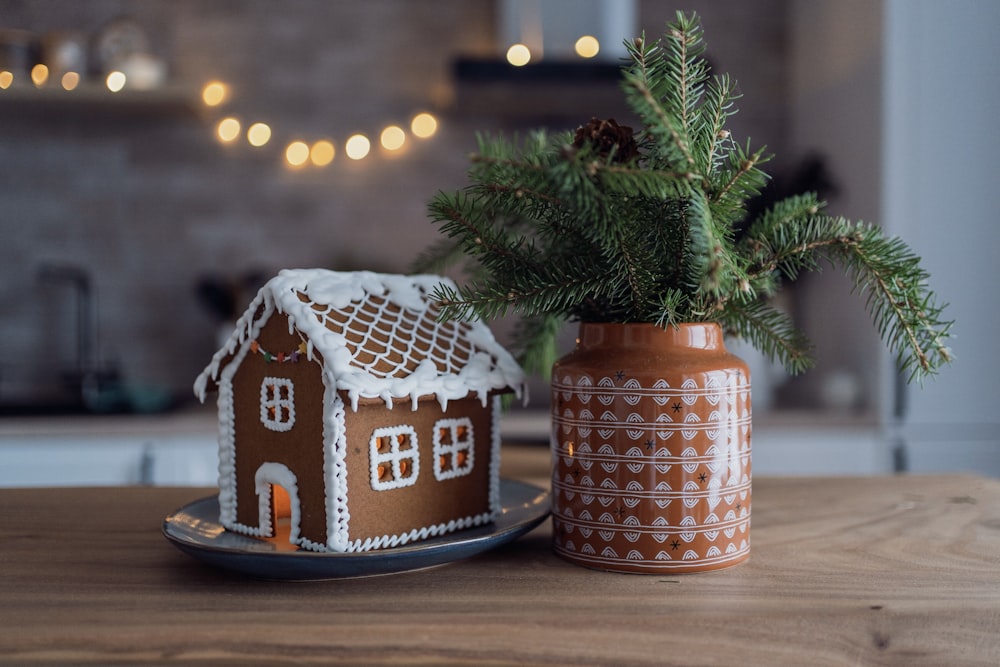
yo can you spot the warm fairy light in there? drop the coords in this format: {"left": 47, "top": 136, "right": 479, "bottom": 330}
{"left": 216, "top": 117, "right": 241, "bottom": 142}
{"left": 247, "top": 122, "right": 272, "bottom": 147}
{"left": 345, "top": 134, "right": 371, "bottom": 160}
{"left": 31, "top": 63, "right": 49, "bottom": 87}
{"left": 506, "top": 43, "right": 532, "bottom": 66}
{"left": 0, "top": 71, "right": 13, "bottom": 89}
{"left": 106, "top": 70, "right": 127, "bottom": 92}
{"left": 410, "top": 112, "right": 438, "bottom": 139}
{"left": 380, "top": 125, "right": 406, "bottom": 151}
{"left": 201, "top": 81, "right": 229, "bottom": 107}
{"left": 285, "top": 140, "right": 310, "bottom": 167}
{"left": 574, "top": 35, "right": 600, "bottom": 58}
{"left": 60, "top": 72, "right": 80, "bottom": 91}
{"left": 310, "top": 140, "right": 335, "bottom": 166}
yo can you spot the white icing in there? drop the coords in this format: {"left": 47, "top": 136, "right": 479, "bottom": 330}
{"left": 348, "top": 511, "right": 493, "bottom": 551}
{"left": 194, "top": 269, "right": 527, "bottom": 411}
{"left": 433, "top": 417, "right": 475, "bottom": 481}
{"left": 259, "top": 377, "right": 296, "bottom": 432}
{"left": 369, "top": 425, "right": 420, "bottom": 491}
{"left": 254, "top": 462, "right": 301, "bottom": 543}
{"left": 488, "top": 394, "right": 502, "bottom": 518}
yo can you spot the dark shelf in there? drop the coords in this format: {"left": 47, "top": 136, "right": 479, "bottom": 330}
{"left": 450, "top": 57, "right": 632, "bottom": 124}
{"left": 0, "top": 83, "right": 203, "bottom": 119}
{"left": 453, "top": 58, "right": 623, "bottom": 84}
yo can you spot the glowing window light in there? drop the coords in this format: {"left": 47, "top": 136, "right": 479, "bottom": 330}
{"left": 310, "top": 140, "right": 335, "bottom": 166}
{"left": 0, "top": 71, "right": 13, "bottom": 89}
{"left": 106, "top": 70, "right": 127, "bottom": 92}
{"left": 60, "top": 71, "right": 80, "bottom": 91}
{"left": 285, "top": 141, "right": 310, "bottom": 167}
{"left": 201, "top": 81, "right": 229, "bottom": 107}
{"left": 345, "top": 134, "right": 371, "bottom": 160}
{"left": 31, "top": 63, "right": 49, "bottom": 87}
{"left": 410, "top": 112, "right": 438, "bottom": 139}
{"left": 216, "top": 117, "right": 241, "bottom": 143}
{"left": 574, "top": 35, "right": 600, "bottom": 59}
{"left": 505, "top": 43, "right": 531, "bottom": 67}
{"left": 247, "top": 122, "right": 271, "bottom": 147}
{"left": 380, "top": 125, "right": 406, "bottom": 151}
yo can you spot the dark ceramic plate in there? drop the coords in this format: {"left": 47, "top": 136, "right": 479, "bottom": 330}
{"left": 162, "top": 479, "right": 549, "bottom": 580}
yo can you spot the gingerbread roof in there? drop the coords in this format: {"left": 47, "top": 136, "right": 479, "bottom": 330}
{"left": 194, "top": 269, "right": 526, "bottom": 411}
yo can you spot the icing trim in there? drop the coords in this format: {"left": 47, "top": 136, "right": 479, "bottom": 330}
{"left": 432, "top": 417, "right": 475, "bottom": 481}
{"left": 369, "top": 425, "right": 420, "bottom": 491}
{"left": 259, "top": 377, "right": 296, "bottom": 432}
{"left": 346, "top": 510, "right": 494, "bottom": 552}
{"left": 488, "top": 394, "right": 502, "bottom": 518}
{"left": 324, "top": 386, "right": 351, "bottom": 552}
{"left": 194, "top": 269, "right": 527, "bottom": 412}
{"left": 254, "top": 462, "right": 301, "bottom": 543}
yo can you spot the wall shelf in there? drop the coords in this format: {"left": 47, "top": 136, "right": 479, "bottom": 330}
{"left": 450, "top": 57, "right": 631, "bottom": 123}
{"left": 0, "top": 83, "right": 204, "bottom": 119}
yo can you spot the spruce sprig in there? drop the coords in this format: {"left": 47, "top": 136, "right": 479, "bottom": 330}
{"left": 416, "top": 11, "right": 952, "bottom": 383}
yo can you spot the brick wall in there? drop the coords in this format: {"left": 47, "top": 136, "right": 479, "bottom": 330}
{"left": 0, "top": 0, "right": 789, "bottom": 408}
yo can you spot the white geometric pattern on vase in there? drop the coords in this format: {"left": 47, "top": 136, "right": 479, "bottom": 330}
{"left": 551, "top": 372, "right": 751, "bottom": 572}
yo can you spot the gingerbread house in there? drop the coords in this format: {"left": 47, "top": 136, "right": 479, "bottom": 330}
{"left": 193, "top": 269, "right": 526, "bottom": 552}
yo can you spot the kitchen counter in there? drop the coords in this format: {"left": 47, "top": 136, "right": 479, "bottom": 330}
{"left": 2, "top": 444, "right": 999, "bottom": 665}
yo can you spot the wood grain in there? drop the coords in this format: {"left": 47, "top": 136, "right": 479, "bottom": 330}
{"left": 2, "top": 445, "right": 999, "bottom": 665}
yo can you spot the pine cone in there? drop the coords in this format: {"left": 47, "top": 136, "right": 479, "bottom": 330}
{"left": 572, "top": 117, "right": 639, "bottom": 163}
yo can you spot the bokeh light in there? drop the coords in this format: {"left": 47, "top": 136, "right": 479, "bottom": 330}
{"left": 410, "top": 112, "right": 438, "bottom": 139}
{"left": 505, "top": 43, "right": 532, "bottom": 67}
{"left": 345, "top": 134, "right": 371, "bottom": 160}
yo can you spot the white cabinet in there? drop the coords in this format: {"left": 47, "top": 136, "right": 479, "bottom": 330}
{"left": 0, "top": 413, "right": 218, "bottom": 487}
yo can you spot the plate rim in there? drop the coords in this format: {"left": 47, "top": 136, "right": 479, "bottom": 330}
{"left": 162, "top": 477, "right": 550, "bottom": 579}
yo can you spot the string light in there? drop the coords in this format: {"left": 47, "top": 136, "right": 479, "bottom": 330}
{"left": 345, "top": 134, "right": 371, "bottom": 160}
{"left": 61, "top": 72, "right": 80, "bottom": 91}
{"left": 380, "top": 125, "right": 406, "bottom": 151}
{"left": 200, "top": 79, "right": 439, "bottom": 169}
{"left": 216, "top": 117, "right": 241, "bottom": 142}
{"left": 31, "top": 64, "right": 49, "bottom": 87}
{"left": 410, "top": 112, "right": 438, "bottom": 139}
{"left": 506, "top": 43, "right": 532, "bottom": 66}
{"left": 285, "top": 141, "right": 310, "bottom": 167}
{"left": 574, "top": 35, "right": 600, "bottom": 58}
{"left": 202, "top": 81, "right": 229, "bottom": 107}
{"left": 247, "top": 122, "right": 272, "bottom": 147}
{"left": 310, "top": 140, "right": 335, "bottom": 166}
{"left": 0, "top": 71, "right": 15, "bottom": 89}
{"left": 106, "top": 71, "right": 126, "bottom": 92}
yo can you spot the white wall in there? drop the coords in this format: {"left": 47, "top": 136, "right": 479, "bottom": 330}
{"left": 882, "top": 0, "right": 1000, "bottom": 475}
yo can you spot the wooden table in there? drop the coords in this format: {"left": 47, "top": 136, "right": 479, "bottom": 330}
{"left": 2, "top": 444, "right": 999, "bottom": 666}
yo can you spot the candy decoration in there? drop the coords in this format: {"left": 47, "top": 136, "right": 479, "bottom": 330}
{"left": 250, "top": 339, "right": 303, "bottom": 363}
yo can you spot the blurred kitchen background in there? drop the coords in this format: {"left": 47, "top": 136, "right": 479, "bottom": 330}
{"left": 1, "top": 0, "right": 997, "bottom": 484}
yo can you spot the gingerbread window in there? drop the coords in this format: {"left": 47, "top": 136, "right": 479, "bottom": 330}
{"left": 370, "top": 426, "right": 420, "bottom": 491}
{"left": 433, "top": 417, "right": 474, "bottom": 480}
{"left": 260, "top": 377, "right": 295, "bottom": 432}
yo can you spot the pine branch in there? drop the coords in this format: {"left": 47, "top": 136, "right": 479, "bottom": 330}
{"left": 720, "top": 297, "right": 814, "bottom": 375}
{"left": 418, "top": 12, "right": 953, "bottom": 384}
{"left": 740, "top": 214, "right": 953, "bottom": 382}
{"left": 696, "top": 73, "right": 739, "bottom": 176}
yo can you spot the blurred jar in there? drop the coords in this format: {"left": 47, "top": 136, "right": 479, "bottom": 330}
{"left": 0, "top": 29, "right": 39, "bottom": 81}
{"left": 41, "top": 30, "right": 88, "bottom": 78}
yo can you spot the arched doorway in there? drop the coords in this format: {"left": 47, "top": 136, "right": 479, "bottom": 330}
{"left": 254, "top": 462, "right": 301, "bottom": 551}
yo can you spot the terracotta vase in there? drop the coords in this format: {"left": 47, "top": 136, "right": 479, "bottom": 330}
{"left": 550, "top": 322, "right": 751, "bottom": 573}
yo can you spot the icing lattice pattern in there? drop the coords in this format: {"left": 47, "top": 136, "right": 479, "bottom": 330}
{"left": 297, "top": 289, "right": 476, "bottom": 380}
{"left": 194, "top": 269, "right": 526, "bottom": 411}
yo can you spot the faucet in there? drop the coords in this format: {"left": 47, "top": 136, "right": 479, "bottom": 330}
{"left": 37, "top": 263, "right": 121, "bottom": 411}
{"left": 38, "top": 263, "right": 95, "bottom": 378}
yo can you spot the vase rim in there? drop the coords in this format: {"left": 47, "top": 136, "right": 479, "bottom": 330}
{"left": 576, "top": 321, "right": 724, "bottom": 350}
